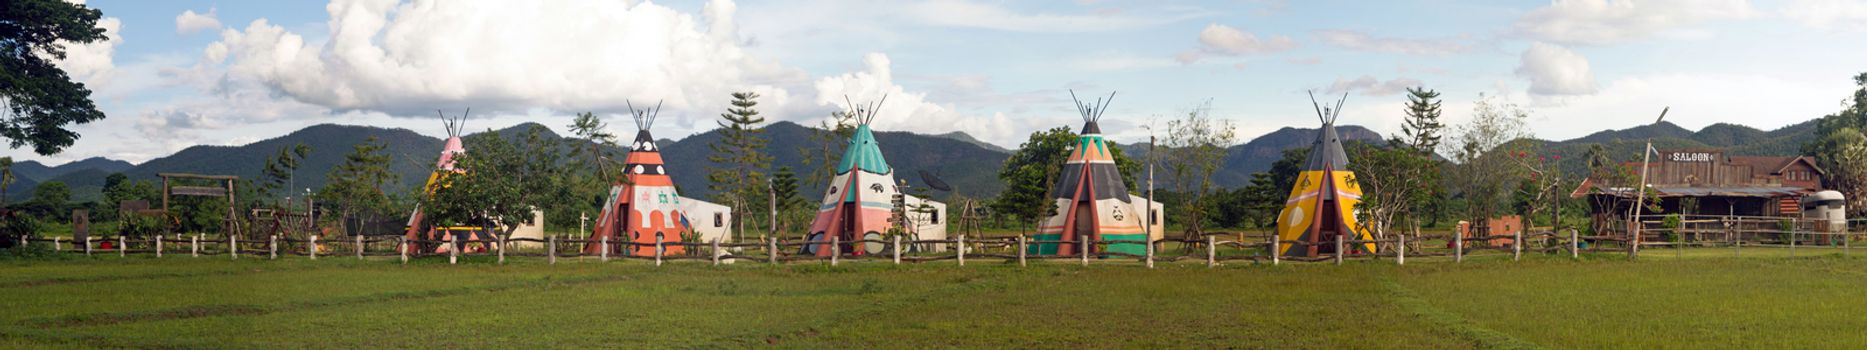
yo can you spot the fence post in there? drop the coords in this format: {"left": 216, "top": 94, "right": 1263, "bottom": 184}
{"left": 190, "top": 235, "right": 197, "bottom": 257}
{"left": 600, "top": 236, "right": 609, "bottom": 262}
{"left": 495, "top": 235, "right": 505, "bottom": 264}
{"left": 310, "top": 235, "right": 318, "bottom": 260}
{"left": 957, "top": 234, "right": 966, "bottom": 266}
{"left": 1397, "top": 234, "right": 1406, "bottom": 266}
{"left": 770, "top": 237, "right": 780, "bottom": 265}
{"left": 1269, "top": 237, "right": 1280, "bottom": 266}
{"left": 1790, "top": 227, "right": 1797, "bottom": 257}
{"left": 85, "top": 236, "right": 93, "bottom": 256}
{"left": 1847, "top": 230, "right": 1852, "bottom": 256}
{"left": 230, "top": 235, "right": 238, "bottom": 259}
{"left": 448, "top": 235, "right": 457, "bottom": 265}
{"left": 830, "top": 235, "right": 840, "bottom": 266}
{"left": 400, "top": 238, "right": 409, "bottom": 264}
{"left": 118, "top": 236, "right": 126, "bottom": 257}
{"left": 155, "top": 237, "right": 163, "bottom": 258}
{"left": 1570, "top": 229, "right": 1579, "bottom": 260}
{"left": 1080, "top": 238, "right": 1090, "bottom": 267}
{"left": 1145, "top": 237, "right": 1155, "bottom": 269}
{"left": 1512, "top": 230, "right": 1522, "bottom": 262}
{"left": 711, "top": 237, "right": 721, "bottom": 266}
{"left": 655, "top": 235, "right": 664, "bottom": 267}
{"left": 358, "top": 235, "right": 366, "bottom": 260}
{"left": 1018, "top": 235, "right": 1028, "bottom": 267}
{"left": 547, "top": 236, "right": 557, "bottom": 265}
{"left": 1207, "top": 235, "right": 1216, "bottom": 268}
{"left": 893, "top": 235, "right": 902, "bottom": 265}
{"left": 1454, "top": 232, "right": 1464, "bottom": 263}
{"left": 54, "top": 237, "right": 61, "bottom": 251}
{"left": 1334, "top": 236, "right": 1343, "bottom": 265}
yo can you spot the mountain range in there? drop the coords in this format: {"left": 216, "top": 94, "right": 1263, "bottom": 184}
{"left": 3, "top": 118, "right": 1821, "bottom": 204}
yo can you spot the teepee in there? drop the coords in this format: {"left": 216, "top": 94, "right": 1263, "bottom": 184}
{"left": 585, "top": 102, "right": 691, "bottom": 256}
{"left": 1030, "top": 91, "right": 1149, "bottom": 256}
{"left": 403, "top": 110, "right": 497, "bottom": 254}
{"left": 1275, "top": 92, "right": 1375, "bottom": 257}
{"left": 804, "top": 97, "right": 902, "bottom": 257}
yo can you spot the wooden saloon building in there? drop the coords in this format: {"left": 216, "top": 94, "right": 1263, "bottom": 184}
{"left": 1572, "top": 149, "right": 1824, "bottom": 219}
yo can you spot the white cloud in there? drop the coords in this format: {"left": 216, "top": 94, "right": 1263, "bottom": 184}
{"left": 813, "top": 53, "right": 1061, "bottom": 146}
{"left": 1176, "top": 24, "right": 1296, "bottom": 63}
{"left": 51, "top": 12, "right": 120, "bottom": 88}
{"left": 1312, "top": 29, "right": 1468, "bottom": 55}
{"left": 1515, "top": 0, "right": 1754, "bottom": 46}
{"left": 1324, "top": 75, "right": 1423, "bottom": 96}
{"left": 206, "top": 0, "right": 805, "bottom": 123}
{"left": 1071, "top": 52, "right": 1178, "bottom": 71}
{"left": 1515, "top": 42, "right": 1598, "bottom": 96}
{"left": 1781, "top": 0, "right": 1867, "bottom": 32}
{"left": 908, "top": 0, "right": 1202, "bottom": 33}
{"left": 176, "top": 8, "right": 222, "bottom": 34}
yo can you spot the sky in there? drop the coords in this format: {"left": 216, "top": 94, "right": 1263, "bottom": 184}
{"left": 10, "top": 0, "right": 1867, "bottom": 165}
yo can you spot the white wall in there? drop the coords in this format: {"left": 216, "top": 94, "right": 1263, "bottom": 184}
{"left": 680, "top": 197, "right": 734, "bottom": 244}
{"left": 903, "top": 195, "right": 949, "bottom": 252}
{"left": 1130, "top": 194, "right": 1166, "bottom": 242}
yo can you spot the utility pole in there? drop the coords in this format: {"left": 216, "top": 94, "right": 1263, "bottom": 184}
{"left": 769, "top": 178, "right": 778, "bottom": 241}
{"left": 1147, "top": 135, "right": 1157, "bottom": 248}
{"left": 1629, "top": 107, "right": 1668, "bottom": 258}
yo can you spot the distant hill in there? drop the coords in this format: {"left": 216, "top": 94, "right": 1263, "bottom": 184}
{"left": 1533, "top": 120, "right": 1817, "bottom": 176}
{"left": 3, "top": 157, "right": 136, "bottom": 202}
{"left": 655, "top": 121, "right": 1008, "bottom": 200}
{"left": 1120, "top": 125, "right": 1387, "bottom": 189}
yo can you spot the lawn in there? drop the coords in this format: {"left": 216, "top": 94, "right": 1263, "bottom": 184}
{"left": 3, "top": 248, "right": 1867, "bottom": 349}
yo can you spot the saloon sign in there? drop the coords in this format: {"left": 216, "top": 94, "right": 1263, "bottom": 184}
{"left": 1668, "top": 152, "right": 1715, "bottom": 163}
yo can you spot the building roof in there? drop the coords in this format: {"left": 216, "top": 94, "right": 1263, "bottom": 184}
{"left": 1581, "top": 184, "right": 1813, "bottom": 199}
{"left": 1726, "top": 156, "right": 1822, "bottom": 175}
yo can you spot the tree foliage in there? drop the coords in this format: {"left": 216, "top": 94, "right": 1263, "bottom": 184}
{"left": 1158, "top": 101, "right": 1236, "bottom": 239}
{"left": 1805, "top": 72, "right": 1867, "bottom": 215}
{"left": 258, "top": 143, "right": 312, "bottom": 202}
{"left": 1443, "top": 94, "right": 1534, "bottom": 223}
{"left": 1, "top": 0, "right": 110, "bottom": 155}
{"left": 992, "top": 126, "right": 1141, "bottom": 232}
{"left": 317, "top": 137, "right": 398, "bottom": 232}
{"left": 706, "top": 92, "right": 772, "bottom": 239}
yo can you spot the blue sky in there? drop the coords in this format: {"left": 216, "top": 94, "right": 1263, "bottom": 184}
{"left": 12, "top": 0, "right": 1867, "bottom": 165}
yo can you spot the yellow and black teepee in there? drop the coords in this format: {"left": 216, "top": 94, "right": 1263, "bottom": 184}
{"left": 1276, "top": 92, "right": 1375, "bottom": 257}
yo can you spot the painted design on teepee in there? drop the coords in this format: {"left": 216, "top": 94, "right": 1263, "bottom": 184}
{"left": 587, "top": 101, "right": 691, "bottom": 256}
{"left": 1030, "top": 91, "right": 1150, "bottom": 257}
{"left": 804, "top": 96, "right": 901, "bottom": 257}
{"left": 1275, "top": 92, "right": 1376, "bottom": 257}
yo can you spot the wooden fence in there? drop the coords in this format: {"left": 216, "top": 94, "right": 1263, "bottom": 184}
{"left": 17, "top": 223, "right": 1860, "bottom": 267}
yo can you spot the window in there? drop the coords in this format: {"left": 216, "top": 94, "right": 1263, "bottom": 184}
{"left": 1151, "top": 210, "right": 1160, "bottom": 226}
{"left": 930, "top": 210, "right": 940, "bottom": 224}
{"left": 713, "top": 213, "right": 724, "bottom": 228}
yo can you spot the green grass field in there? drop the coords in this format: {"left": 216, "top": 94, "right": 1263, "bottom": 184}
{"left": 5, "top": 247, "right": 1867, "bottom": 349}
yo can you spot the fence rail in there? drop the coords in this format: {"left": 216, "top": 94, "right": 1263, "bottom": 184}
{"left": 15, "top": 224, "right": 1861, "bottom": 267}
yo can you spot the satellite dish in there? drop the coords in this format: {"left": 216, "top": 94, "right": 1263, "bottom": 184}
{"left": 919, "top": 170, "right": 953, "bottom": 192}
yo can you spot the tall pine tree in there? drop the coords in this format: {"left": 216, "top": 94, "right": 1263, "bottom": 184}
{"left": 707, "top": 92, "right": 773, "bottom": 239}
{"left": 1399, "top": 86, "right": 1444, "bottom": 154}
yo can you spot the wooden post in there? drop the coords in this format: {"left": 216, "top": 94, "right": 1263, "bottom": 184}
{"left": 270, "top": 235, "right": 278, "bottom": 260}
{"left": 400, "top": 238, "right": 409, "bottom": 264}
{"left": 357, "top": 235, "right": 366, "bottom": 260}
{"left": 230, "top": 235, "right": 238, "bottom": 259}
{"left": 1397, "top": 233, "right": 1406, "bottom": 265}
{"left": 655, "top": 235, "right": 664, "bottom": 267}
{"left": 769, "top": 237, "right": 779, "bottom": 265}
{"left": 1512, "top": 230, "right": 1522, "bottom": 262}
{"left": 547, "top": 236, "right": 556, "bottom": 265}
{"left": 190, "top": 235, "right": 198, "bottom": 257}
{"left": 54, "top": 237, "right": 61, "bottom": 251}
{"left": 1079, "top": 238, "right": 1090, "bottom": 267}
{"left": 1790, "top": 227, "right": 1797, "bottom": 257}
{"left": 310, "top": 235, "right": 319, "bottom": 260}
{"left": 1269, "top": 238, "right": 1279, "bottom": 266}
{"left": 1570, "top": 229, "right": 1579, "bottom": 260}
{"left": 1334, "top": 236, "right": 1343, "bottom": 265}
{"left": 495, "top": 235, "right": 505, "bottom": 264}
{"left": 118, "top": 236, "right": 125, "bottom": 257}
{"left": 711, "top": 237, "right": 721, "bottom": 266}
{"left": 600, "top": 236, "right": 609, "bottom": 262}
{"left": 1206, "top": 235, "right": 1216, "bottom": 268}
{"left": 892, "top": 235, "right": 902, "bottom": 265}
{"left": 957, "top": 234, "right": 966, "bottom": 266}
{"left": 1847, "top": 230, "right": 1852, "bottom": 256}
{"left": 84, "top": 236, "right": 93, "bottom": 256}
{"left": 1018, "top": 235, "right": 1028, "bottom": 267}
{"left": 830, "top": 235, "right": 840, "bottom": 266}
{"left": 155, "top": 237, "right": 163, "bottom": 258}
{"left": 448, "top": 235, "right": 457, "bottom": 265}
{"left": 1454, "top": 231, "right": 1464, "bottom": 263}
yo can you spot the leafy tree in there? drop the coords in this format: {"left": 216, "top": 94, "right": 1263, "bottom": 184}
{"left": 100, "top": 172, "right": 156, "bottom": 221}
{"left": 1442, "top": 94, "right": 1534, "bottom": 224}
{"left": 802, "top": 109, "right": 858, "bottom": 191}
{"left": 26, "top": 180, "right": 67, "bottom": 220}
{"left": 1805, "top": 72, "right": 1867, "bottom": 215}
{"left": 568, "top": 111, "right": 621, "bottom": 182}
{"left": 1349, "top": 141, "right": 1436, "bottom": 241}
{"left": 706, "top": 92, "right": 773, "bottom": 240}
{"left": 258, "top": 143, "right": 312, "bottom": 203}
{"left": 1400, "top": 87, "right": 1445, "bottom": 154}
{"left": 317, "top": 137, "right": 398, "bottom": 234}
{"left": 1159, "top": 101, "right": 1237, "bottom": 242}
{"left": 421, "top": 132, "right": 532, "bottom": 237}
{"left": 770, "top": 166, "right": 804, "bottom": 234}
{"left": 1, "top": 0, "right": 111, "bottom": 155}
